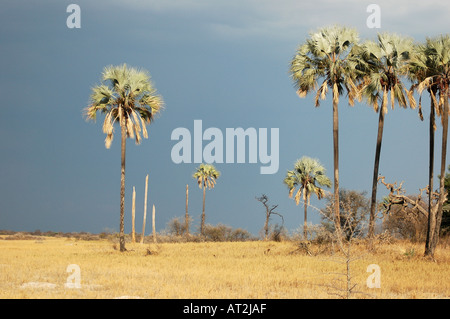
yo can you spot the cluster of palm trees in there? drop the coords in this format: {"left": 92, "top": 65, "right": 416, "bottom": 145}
{"left": 289, "top": 25, "right": 449, "bottom": 258}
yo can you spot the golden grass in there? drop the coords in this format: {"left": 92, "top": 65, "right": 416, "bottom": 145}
{"left": 0, "top": 237, "right": 449, "bottom": 299}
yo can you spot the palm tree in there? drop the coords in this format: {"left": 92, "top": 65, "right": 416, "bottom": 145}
{"left": 412, "top": 35, "right": 450, "bottom": 258}
{"left": 290, "top": 25, "right": 360, "bottom": 235}
{"left": 193, "top": 164, "right": 220, "bottom": 235}
{"left": 359, "top": 33, "right": 416, "bottom": 239}
{"left": 409, "top": 41, "right": 440, "bottom": 255}
{"left": 84, "top": 64, "right": 163, "bottom": 252}
{"left": 284, "top": 156, "right": 331, "bottom": 239}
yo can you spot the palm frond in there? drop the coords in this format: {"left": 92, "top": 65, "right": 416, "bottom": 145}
{"left": 417, "top": 95, "right": 424, "bottom": 121}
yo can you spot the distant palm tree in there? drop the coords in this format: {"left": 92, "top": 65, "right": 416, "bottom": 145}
{"left": 290, "top": 25, "right": 361, "bottom": 235}
{"left": 359, "top": 33, "right": 416, "bottom": 239}
{"left": 84, "top": 64, "right": 163, "bottom": 252}
{"left": 411, "top": 35, "right": 450, "bottom": 258}
{"left": 284, "top": 156, "right": 331, "bottom": 239}
{"left": 193, "top": 164, "right": 220, "bottom": 235}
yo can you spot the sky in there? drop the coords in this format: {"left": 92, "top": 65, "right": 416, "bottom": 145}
{"left": 0, "top": 0, "right": 449, "bottom": 236}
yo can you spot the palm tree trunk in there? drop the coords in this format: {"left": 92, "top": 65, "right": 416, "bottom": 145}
{"left": 332, "top": 95, "right": 341, "bottom": 235}
{"left": 131, "top": 186, "right": 136, "bottom": 243}
{"left": 201, "top": 184, "right": 206, "bottom": 236}
{"left": 428, "top": 89, "right": 448, "bottom": 257}
{"left": 303, "top": 201, "right": 308, "bottom": 240}
{"left": 368, "top": 107, "right": 386, "bottom": 238}
{"left": 425, "top": 94, "right": 436, "bottom": 256}
{"left": 119, "top": 117, "right": 127, "bottom": 252}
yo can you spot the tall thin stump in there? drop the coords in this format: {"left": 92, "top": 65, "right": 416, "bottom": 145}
{"left": 131, "top": 186, "right": 136, "bottom": 243}
{"left": 152, "top": 204, "right": 156, "bottom": 243}
{"left": 140, "top": 174, "right": 149, "bottom": 244}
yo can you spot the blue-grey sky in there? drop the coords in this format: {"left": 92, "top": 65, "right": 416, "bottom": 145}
{"left": 1, "top": 0, "right": 449, "bottom": 236}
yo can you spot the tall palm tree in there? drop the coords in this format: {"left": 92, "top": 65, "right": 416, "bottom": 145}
{"left": 359, "top": 33, "right": 416, "bottom": 239}
{"left": 193, "top": 164, "right": 220, "bottom": 236}
{"left": 290, "top": 25, "right": 360, "bottom": 235}
{"left": 412, "top": 35, "right": 450, "bottom": 258}
{"left": 409, "top": 41, "right": 440, "bottom": 255}
{"left": 284, "top": 156, "right": 331, "bottom": 239}
{"left": 84, "top": 64, "right": 163, "bottom": 252}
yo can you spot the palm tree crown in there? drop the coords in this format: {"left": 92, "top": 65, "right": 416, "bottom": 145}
{"left": 284, "top": 157, "right": 331, "bottom": 205}
{"left": 193, "top": 164, "right": 221, "bottom": 190}
{"left": 360, "top": 33, "right": 416, "bottom": 114}
{"left": 290, "top": 25, "right": 361, "bottom": 107}
{"left": 412, "top": 35, "right": 450, "bottom": 122}
{"left": 84, "top": 63, "right": 163, "bottom": 148}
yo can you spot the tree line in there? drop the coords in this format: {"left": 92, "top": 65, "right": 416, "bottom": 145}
{"left": 84, "top": 25, "right": 449, "bottom": 259}
{"left": 288, "top": 25, "right": 449, "bottom": 259}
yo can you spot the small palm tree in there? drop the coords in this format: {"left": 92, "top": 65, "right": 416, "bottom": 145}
{"left": 284, "top": 156, "right": 331, "bottom": 239}
{"left": 84, "top": 64, "right": 163, "bottom": 252}
{"left": 359, "top": 33, "right": 416, "bottom": 239}
{"left": 411, "top": 35, "right": 450, "bottom": 258}
{"left": 193, "top": 164, "right": 220, "bottom": 235}
{"left": 290, "top": 25, "right": 361, "bottom": 235}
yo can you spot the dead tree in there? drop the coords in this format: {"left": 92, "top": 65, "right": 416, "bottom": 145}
{"left": 379, "top": 176, "right": 446, "bottom": 258}
{"left": 256, "top": 194, "right": 283, "bottom": 240}
{"left": 379, "top": 176, "right": 433, "bottom": 218}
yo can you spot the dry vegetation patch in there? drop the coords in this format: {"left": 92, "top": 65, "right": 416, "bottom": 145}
{"left": 0, "top": 237, "right": 448, "bottom": 299}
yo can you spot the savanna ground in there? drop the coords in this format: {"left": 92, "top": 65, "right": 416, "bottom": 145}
{"left": 0, "top": 234, "right": 449, "bottom": 299}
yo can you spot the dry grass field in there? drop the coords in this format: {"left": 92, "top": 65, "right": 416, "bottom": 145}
{"left": 0, "top": 235, "right": 449, "bottom": 299}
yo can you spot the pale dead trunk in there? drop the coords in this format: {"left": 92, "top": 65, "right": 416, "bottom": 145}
{"left": 152, "top": 204, "right": 156, "bottom": 243}
{"left": 140, "top": 174, "right": 148, "bottom": 244}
